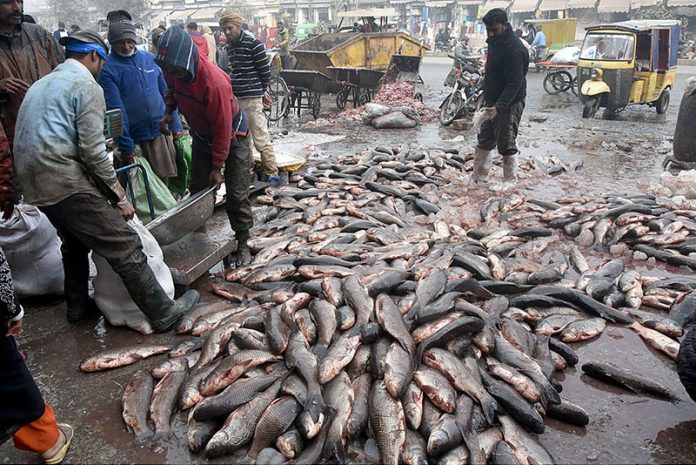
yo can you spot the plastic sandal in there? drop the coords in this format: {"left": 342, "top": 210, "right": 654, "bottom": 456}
{"left": 44, "top": 423, "right": 74, "bottom": 465}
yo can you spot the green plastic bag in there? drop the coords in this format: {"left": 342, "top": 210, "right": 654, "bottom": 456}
{"left": 169, "top": 136, "right": 192, "bottom": 198}
{"left": 128, "top": 156, "right": 177, "bottom": 221}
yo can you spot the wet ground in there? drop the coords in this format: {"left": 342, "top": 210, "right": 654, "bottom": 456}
{"left": 4, "top": 59, "right": 696, "bottom": 463}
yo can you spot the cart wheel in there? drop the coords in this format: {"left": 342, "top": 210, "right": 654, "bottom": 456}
{"left": 265, "top": 76, "right": 291, "bottom": 122}
{"left": 582, "top": 95, "right": 600, "bottom": 119}
{"left": 543, "top": 71, "right": 572, "bottom": 95}
{"left": 414, "top": 92, "right": 423, "bottom": 102}
{"left": 656, "top": 89, "right": 670, "bottom": 115}
{"left": 336, "top": 89, "right": 348, "bottom": 110}
{"left": 571, "top": 76, "right": 579, "bottom": 97}
{"left": 358, "top": 89, "right": 371, "bottom": 106}
{"left": 312, "top": 94, "right": 321, "bottom": 119}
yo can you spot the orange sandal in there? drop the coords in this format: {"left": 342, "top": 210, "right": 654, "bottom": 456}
{"left": 44, "top": 423, "right": 74, "bottom": 465}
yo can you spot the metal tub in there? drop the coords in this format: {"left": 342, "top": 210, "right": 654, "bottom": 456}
{"left": 147, "top": 186, "right": 216, "bottom": 246}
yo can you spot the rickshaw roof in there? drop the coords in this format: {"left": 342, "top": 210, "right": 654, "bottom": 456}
{"left": 585, "top": 20, "right": 680, "bottom": 33}
{"left": 524, "top": 18, "right": 576, "bottom": 24}
{"left": 336, "top": 8, "right": 398, "bottom": 18}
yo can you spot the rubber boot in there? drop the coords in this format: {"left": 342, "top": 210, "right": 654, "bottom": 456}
{"left": 125, "top": 271, "right": 200, "bottom": 333}
{"left": 503, "top": 155, "right": 518, "bottom": 183}
{"left": 470, "top": 147, "right": 492, "bottom": 184}
{"left": 235, "top": 230, "right": 252, "bottom": 267}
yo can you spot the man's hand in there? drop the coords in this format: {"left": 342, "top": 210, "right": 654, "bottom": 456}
{"left": 159, "top": 111, "right": 175, "bottom": 136}
{"left": 173, "top": 131, "right": 184, "bottom": 140}
{"left": 487, "top": 106, "right": 498, "bottom": 119}
{"left": 1, "top": 201, "right": 14, "bottom": 220}
{"left": 116, "top": 199, "right": 135, "bottom": 221}
{"left": 262, "top": 91, "right": 273, "bottom": 108}
{"left": 209, "top": 168, "right": 224, "bottom": 189}
{"left": 6, "top": 318, "right": 22, "bottom": 337}
{"left": 0, "top": 77, "right": 30, "bottom": 96}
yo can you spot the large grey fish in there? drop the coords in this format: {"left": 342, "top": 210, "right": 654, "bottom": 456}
{"left": 286, "top": 330, "right": 325, "bottom": 422}
{"left": 625, "top": 308, "right": 683, "bottom": 338}
{"left": 401, "top": 381, "right": 424, "bottom": 430}
{"left": 318, "top": 332, "right": 362, "bottom": 384}
{"left": 294, "top": 308, "right": 317, "bottom": 346}
{"left": 376, "top": 294, "right": 417, "bottom": 363}
{"left": 546, "top": 398, "right": 590, "bottom": 426}
{"left": 559, "top": 318, "right": 606, "bottom": 343}
{"left": 344, "top": 276, "right": 375, "bottom": 337}
{"left": 80, "top": 344, "right": 171, "bottom": 372}
{"left": 309, "top": 299, "right": 338, "bottom": 359}
{"left": 177, "top": 301, "right": 231, "bottom": 334}
{"left": 169, "top": 338, "right": 203, "bottom": 358}
{"left": 369, "top": 380, "right": 407, "bottom": 465}
{"left": 491, "top": 440, "right": 522, "bottom": 465}
{"left": 414, "top": 366, "right": 457, "bottom": 413}
{"left": 421, "top": 348, "right": 497, "bottom": 424}
{"left": 582, "top": 361, "right": 678, "bottom": 400}
{"left": 194, "top": 321, "right": 238, "bottom": 369}
{"left": 486, "top": 358, "right": 541, "bottom": 403}
{"left": 180, "top": 360, "right": 221, "bottom": 410}
{"left": 406, "top": 268, "right": 447, "bottom": 322}
{"left": 401, "top": 429, "right": 428, "bottom": 465}
{"left": 149, "top": 369, "right": 186, "bottom": 440}
{"left": 200, "top": 350, "right": 282, "bottom": 397}
{"left": 535, "top": 314, "right": 582, "bottom": 336}
{"left": 427, "top": 414, "right": 462, "bottom": 456}
{"left": 345, "top": 372, "right": 372, "bottom": 439}
{"left": 499, "top": 415, "right": 554, "bottom": 465}
{"left": 194, "top": 369, "right": 287, "bottom": 421}
{"left": 265, "top": 305, "right": 290, "bottom": 355}
{"left": 186, "top": 411, "right": 219, "bottom": 453}
{"left": 204, "top": 377, "right": 285, "bottom": 457}
{"left": 322, "top": 371, "right": 354, "bottom": 460}
{"left": 384, "top": 342, "right": 414, "bottom": 399}
{"left": 151, "top": 352, "right": 199, "bottom": 380}
{"left": 276, "top": 428, "right": 304, "bottom": 459}
{"left": 247, "top": 396, "right": 302, "bottom": 459}
{"left": 416, "top": 316, "right": 485, "bottom": 364}
{"left": 121, "top": 369, "right": 154, "bottom": 443}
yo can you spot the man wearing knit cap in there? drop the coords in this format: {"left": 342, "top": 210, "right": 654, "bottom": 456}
{"left": 13, "top": 30, "right": 200, "bottom": 330}
{"left": 156, "top": 26, "right": 255, "bottom": 266}
{"left": 219, "top": 10, "right": 279, "bottom": 185}
{"left": 99, "top": 18, "right": 183, "bottom": 185}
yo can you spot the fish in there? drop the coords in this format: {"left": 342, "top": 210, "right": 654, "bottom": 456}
{"left": 180, "top": 361, "right": 221, "bottom": 410}
{"left": 309, "top": 299, "right": 338, "bottom": 359}
{"left": 498, "top": 415, "right": 554, "bottom": 465}
{"left": 384, "top": 342, "right": 414, "bottom": 399}
{"left": 80, "top": 344, "right": 171, "bottom": 372}
{"left": 247, "top": 396, "right": 302, "bottom": 459}
{"left": 546, "top": 398, "right": 590, "bottom": 426}
{"left": 369, "top": 380, "right": 407, "bottom": 465}
{"left": 204, "top": 377, "right": 285, "bottom": 457}
{"left": 630, "top": 322, "right": 680, "bottom": 359}
{"left": 414, "top": 366, "right": 457, "bottom": 413}
{"left": 344, "top": 275, "right": 375, "bottom": 337}
{"left": 582, "top": 361, "right": 678, "bottom": 400}
{"left": 376, "top": 294, "right": 416, "bottom": 362}
{"left": 200, "top": 350, "right": 283, "bottom": 397}
{"left": 121, "top": 369, "right": 154, "bottom": 443}
{"left": 345, "top": 372, "right": 372, "bottom": 439}
{"left": 276, "top": 428, "right": 304, "bottom": 459}
{"left": 402, "top": 430, "right": 428, "bottom": 465}
{"left": 322, "top": 371, "right": 354, "bottom": 459}
{"left": 286, "top": 330, "right": 325, "bottom": 422}
{"left": 559, "top": 318, "right": 607, "bottom": 343}
{"left": 149, "top": 369, "right": 187, "bottom": 439}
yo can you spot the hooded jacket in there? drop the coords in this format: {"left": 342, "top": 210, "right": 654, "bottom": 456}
{"left": 98, "top": 49, "right": 183, "bottom": 156}
{"left": 156, "top": 27, "right": 240, "bottom": 168}
{"left": 483, "top": 24, "right": 529, "bottom": 112}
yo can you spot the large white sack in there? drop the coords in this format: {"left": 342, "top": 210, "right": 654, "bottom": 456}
{"left": 0, "top": 203, "right": 64, "bottom": 297}
{"left": 93, "top": 217, "right": 174, "bottom": 334}
{"left": 550, "top": 46, "right": 580, "bottom": 64}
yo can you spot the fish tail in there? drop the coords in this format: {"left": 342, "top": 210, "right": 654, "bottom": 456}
{"left": 306, "top": 388, "right": 326, "bottom": 423}
{"left": 538, "top": 380, "right": 561, "bottom": 408}
{"left": 481, "top": 395, "right": 498, "bottom": 425}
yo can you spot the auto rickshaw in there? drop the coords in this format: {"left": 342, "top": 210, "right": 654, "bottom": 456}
{"left": 578, "top": 20, "right": 679, "bottom": 119}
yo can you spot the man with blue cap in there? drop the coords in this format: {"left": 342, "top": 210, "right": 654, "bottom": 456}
{"left": 12, "top": 30, "right": 200, "bottom": 331}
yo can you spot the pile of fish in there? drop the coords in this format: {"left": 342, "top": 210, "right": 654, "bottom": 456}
{"left": 78, "top": 145, "right": 690, "bottom": 464}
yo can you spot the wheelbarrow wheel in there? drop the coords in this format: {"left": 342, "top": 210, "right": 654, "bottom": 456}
{"left": 311, "top": 94, "right": 321, "bottom": 119}
{"left": 336, "top": 89, "right": 348, "bottom": 110}
{"left": 358, "top": 89, "right": 371, "bottom": 106}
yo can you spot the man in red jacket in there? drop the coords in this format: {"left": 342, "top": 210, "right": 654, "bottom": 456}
{"left": 156, "top": 26, "right": 254, "bottom": 266}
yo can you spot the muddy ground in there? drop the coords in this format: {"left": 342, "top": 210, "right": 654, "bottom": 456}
{"left": 3, "top": 59, "right": 696, "bottom": 464}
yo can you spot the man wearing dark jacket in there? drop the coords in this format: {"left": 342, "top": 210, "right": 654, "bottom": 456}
{"left": 99, "top": 19, "right": 183, "bottom": 182}
{"left": 156, "top": 26, "right": 255, "bottom": 266}
{"left": 219, "top": 10, "right": 279, "bottom": 184}
{"left": 471, "top": 8, "right": 528, "bottom": 188}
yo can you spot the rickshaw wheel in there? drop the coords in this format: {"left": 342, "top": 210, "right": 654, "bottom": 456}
{"left": 656, "top": 89, "right": 670, "bottom": 115}
{"left": 336, "top": 89, "right": 348, "bottom": 110}
{"left": 582, "top": 96, "right": 600, "bottom": 119}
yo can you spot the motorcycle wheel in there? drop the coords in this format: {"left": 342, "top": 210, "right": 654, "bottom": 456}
{"left": 439, "top": 91, "right": 463, "bottom": 126}
{"left": 582, "top": 95, "right": 600, "bottom": 119}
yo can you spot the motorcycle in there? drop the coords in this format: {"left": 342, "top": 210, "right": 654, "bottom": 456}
{"left": 439, "top": 56, "right": 484, "bottom": 126}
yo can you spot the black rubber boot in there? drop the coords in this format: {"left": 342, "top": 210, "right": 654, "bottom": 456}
{"left": 235, "top": 230, "right": 252, "bottom": 267}
{"left": 148, "top": 290, "right": 200, "bottom": 333}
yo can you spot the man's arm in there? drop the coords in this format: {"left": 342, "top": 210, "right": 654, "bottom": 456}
{"left": 207, "top": 84, "right": 235, "bottom": 168}
{"left": 252, "top": 39, "right": 271, "bottom": 89}
{"left": 97, "top": 66, "right": 136, "bottom": 157}
{"left": 156, "top": 69, "right": 183, "bottom": 134}
{"left": 74, "top": 82, "right": 121, "bottom": 193}
{"left": 494, "top": 49, "right": 525, "bottom": 112}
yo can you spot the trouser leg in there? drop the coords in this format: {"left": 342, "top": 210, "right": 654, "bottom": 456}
{"left": 0, "top": 335, "right": 58, "bottom": 453}
{"left": 54, "top": 228, "right": 91, "bottom": 322}
{"left": 189, "top": 133, "right": 213, "bottom": 195}
{"left": 41, "top": 194, "right": 173, "bottom": 323}
{"left": 239, "top": 98, "right": 279, "bottom": 176}
{"left": 225, "top": 136, "right": 254, "bottom": 234}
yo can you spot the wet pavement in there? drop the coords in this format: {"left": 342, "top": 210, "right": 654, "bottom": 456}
{"left": 4, "top": 58, "right": 696, "bottom": 463}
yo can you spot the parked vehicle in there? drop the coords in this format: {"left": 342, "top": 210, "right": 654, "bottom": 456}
{"left": 439, "top": 55, "right": 484, "bottom": 126}
{"left": 578, "top": 20, "right": 679, "bottom": 119}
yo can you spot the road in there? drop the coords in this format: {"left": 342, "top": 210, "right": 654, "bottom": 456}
{"left": 3, "top": 58, "right": 696, "bottom": 464}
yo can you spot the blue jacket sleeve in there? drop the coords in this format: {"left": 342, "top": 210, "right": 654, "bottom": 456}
{"left": 98, "top": 64, "right": 136, "bottom": 156}
{"left": 156, "top": 66, "right": 183, "bottom": 134}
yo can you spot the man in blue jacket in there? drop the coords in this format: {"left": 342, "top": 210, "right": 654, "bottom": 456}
{"left": 98, "top": 19, "right": 183, "bottom": 183}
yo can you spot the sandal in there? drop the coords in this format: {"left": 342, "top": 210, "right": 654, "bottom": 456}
{"left": 44, "top": 423, "right": 74, "bottom": 465}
